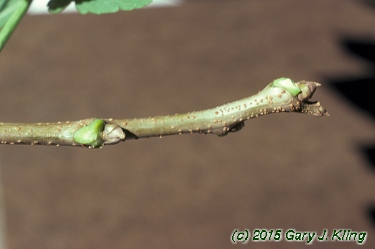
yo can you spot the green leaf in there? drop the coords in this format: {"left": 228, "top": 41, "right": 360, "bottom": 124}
{"left": 0, "top": 0, "right": 30, "bottom": 51}
{"left": 0, "top": 0, "right": 22, "bottom": 29}
{"left": 47, "top": 0, "right": 72, "bottom": 14}
{"left": 75, "top": 0, "right": 152, "bottom": 14}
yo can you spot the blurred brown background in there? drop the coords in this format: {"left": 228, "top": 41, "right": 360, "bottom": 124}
{"left": 0, "top": 0, "right": 375, "bottom": 248}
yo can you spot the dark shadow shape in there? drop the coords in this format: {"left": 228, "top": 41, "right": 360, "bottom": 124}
{"left": 327, "top": 37, "right": 375, "bottom": 119}
{"left": 360, "top": 0, "right": 375, "bottom": 10}
{"left": 328, "top": 76, "right": 375, "bottom": 119}
{"left": 341, "top": 39, "right": 375, "bottom": 65}
{"left": 329, "top": 36, "right": 375, "bottom": 234}
{"left": 361, "top": 144, "right": 375, "bottom": 171}
{"left": 366, "top": 206, "right": 375, "bottom": 229}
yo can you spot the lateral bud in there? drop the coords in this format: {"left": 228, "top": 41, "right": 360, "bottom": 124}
{"left": 102, "top": 123, "right": 126, "bottom": 145}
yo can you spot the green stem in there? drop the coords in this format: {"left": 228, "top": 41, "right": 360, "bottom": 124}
{"left": 0, "top": 79, "right": 329, "bottom": 149}
{"left": 113, "top": 79, "right": 328, "bottom": 139}
{"left": 0, "top": 0, "right": 32, "bottom": 51}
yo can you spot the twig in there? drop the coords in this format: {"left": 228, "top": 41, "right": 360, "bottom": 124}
{"left": 0, "top": 78, "right": 328, "bottom": 148}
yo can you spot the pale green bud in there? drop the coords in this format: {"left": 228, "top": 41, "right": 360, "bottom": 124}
{"left": 272, "top": 78, "right": 301, "bottom": 96}
{"left": 73, "top": 119, "right": 105, "bottom": 148}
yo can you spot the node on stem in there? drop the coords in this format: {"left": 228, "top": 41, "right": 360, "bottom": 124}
{"left": 73, "top": 119, "right": 105, "bottom": 148}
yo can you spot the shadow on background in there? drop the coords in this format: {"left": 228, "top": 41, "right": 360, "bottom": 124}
{"left": 361, "top": 0, "right": 375, "bottom": 9}
{"left": 363, "top": 144, "right": 375, "bottom": 171}
{"left": 367, "top": 206, "right": 375, "bottom": 229}
{"left": 326, "top": 36, "right": 375, "bottom": 230}
{"left": 329, "top": 39, "right": 375, "bottom": 119}
{"left": 327, "top": 0, "right": 375, "bottom": 228}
